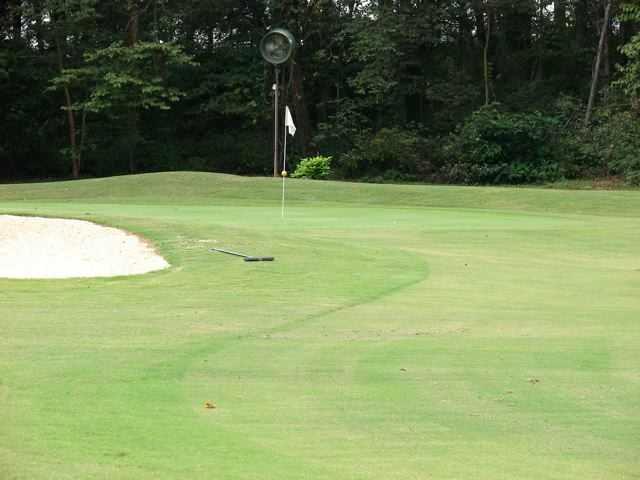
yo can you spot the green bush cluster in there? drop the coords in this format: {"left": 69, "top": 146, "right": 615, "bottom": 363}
{"left": 314, "top": 99, "right": 639, "bottom": 186}
{"left": 291, "top": 155, "right": 332, "bottom": 179}
{"left": 339, "top": 127, "right": 425, "bottom": 178}
{"left": 586, "top": 110, "right": 640, "bottom": 185}
{"left": 439, "top": 105, "right": 567, "bottom": 185}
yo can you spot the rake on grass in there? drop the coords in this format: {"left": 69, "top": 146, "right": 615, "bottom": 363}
{"left": 209, "top": 247, "right": 274, "bottom": 262}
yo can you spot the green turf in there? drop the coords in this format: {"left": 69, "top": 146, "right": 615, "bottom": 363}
{"left": 1, "top": 172, "right": 639, "bottom": 479}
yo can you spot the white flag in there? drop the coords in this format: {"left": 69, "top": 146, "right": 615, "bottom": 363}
{"left": 285, "top": 106, "right": 296, "bottom": 137}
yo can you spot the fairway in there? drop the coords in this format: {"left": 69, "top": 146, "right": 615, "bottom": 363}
{"left": 1, "top": 172, "right": 639, "bottom": 479}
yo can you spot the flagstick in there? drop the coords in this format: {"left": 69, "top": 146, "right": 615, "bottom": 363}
{"left": 281, "top": 123, "right": 287, "bottom": 218}
{"left": 281, "top": 106, "right": 295, "bottom": 219}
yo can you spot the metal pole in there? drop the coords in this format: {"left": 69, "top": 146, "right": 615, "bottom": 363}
{"left": 282, "top": 115, "right": 287, "bottom": 217}
{"left": 273, "top": 67, "right": 280, "bottom": 177}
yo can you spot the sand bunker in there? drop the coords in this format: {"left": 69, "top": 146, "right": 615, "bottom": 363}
{"left": 0, "top": 215, "right": 169, "bottom": 279}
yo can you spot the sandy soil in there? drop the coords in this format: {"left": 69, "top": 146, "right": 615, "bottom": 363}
{"left": 0, "top": 215, "right": 169, "bottom": 279}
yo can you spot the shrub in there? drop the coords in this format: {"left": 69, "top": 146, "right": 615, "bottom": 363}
{"left": 441, "top": 104, "right": 566, "bottom": 184}
{"left": 339, "top": 127, "right": 425, "bottom": 178}
{"left": 555, "top": 95, "right": 640, "bottom": 184}
{"left": 291, "top": 155, "right": 332, "bottom": 179}
{"left": 589, "top": 110, "right": 640, "bottom": 185}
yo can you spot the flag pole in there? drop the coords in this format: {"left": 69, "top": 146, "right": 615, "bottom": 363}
{"left": 273, "top": 67, "right": 281, "bottom": 177}
{"left": 281, "top": 114, "right": 287, "bottom": 218}
{"left": 282, "top": 106, "right": 295, "bottom": 219}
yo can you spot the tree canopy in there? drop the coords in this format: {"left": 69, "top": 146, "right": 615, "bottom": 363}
{"left": 1, "top": 0, "right": 639, "bottom": 184}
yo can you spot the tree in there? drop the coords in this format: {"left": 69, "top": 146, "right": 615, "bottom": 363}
{"left": 51, "top": 41, "right": 195, "bottom": 169}
{"left": 1, "top": 0, "right": 636, "bottom": 182}
{"left": 585, "top": 0, "right": 614, "bottom": 125}
{"left": 45, "top": 0, "right": 98, "bottom": 178}
{"left": 616, "top": 2, "right": 640, "bottom": 110}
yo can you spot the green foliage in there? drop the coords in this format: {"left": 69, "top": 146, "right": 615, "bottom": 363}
{"left": 291, "top": 155, "right": 332, "bottom": 179}
{"left": 348, "top": 15, "right": 401, "bottom": 101}
{"left": 541, "top": 96, "right": 640, "bottom": 185}
{"left": 314, "top": 99, "right": 373, "bottom": 159}
{"left": 616, "top": 4, "right": 640, "bottom": 109}
{"left": 339, "top": 128, "right": 424, "bottom": 178}
{"left": 617, "top": 36, "right": 640, "bottom": 105}
{"left": 0, "top": 51, "right": 8, "bottom": 81}
{"left": 51, "top": 42, "right": 196, "bottom": 113}
{"left": 43, "top": 0, "right": 97, "bottom": 26}
{"left": 441, "top": 105, "right": 566, "bottom": 185}
{"left": 424, "top": 66, "right": 482, "bottom": 132}
{"left": 191, "top": 47, "right": 266, "bottom": 126}
{"left": 3, "top": 0, "right": 640, "bottom": 183}
{"left": 586, "top": 109, "right": 640, "bottom": 184}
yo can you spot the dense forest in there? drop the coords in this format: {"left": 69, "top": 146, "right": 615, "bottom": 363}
{"left": 1, "top": 0, "right": 639, "bottom": 184}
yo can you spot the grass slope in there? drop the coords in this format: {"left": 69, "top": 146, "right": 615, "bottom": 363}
{"left": 1, "top": 173, "right": 639, "bottom": 479}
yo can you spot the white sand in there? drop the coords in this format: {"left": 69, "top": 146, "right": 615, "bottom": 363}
{"left": 0, "top": 215, "right": 169, "bottom": 279}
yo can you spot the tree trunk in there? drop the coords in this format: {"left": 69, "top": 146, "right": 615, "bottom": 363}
{"left": 54, "top": 36, "right": 80, "bottom": 178}
{"left": 534, "top": 0, "right": 545, "bottom": 81}
{"left": 64, "top": 87, "right": 80, "bottom": 178}
{"left": 79, "top": 109, "right": 88, "bottom": 171}
{"left": 127, "top": 110, "right": 139, "bottom": 173}
{"left": 126, "top": 0, "right": 139, "bottom": 173}
{"left": 575, "top": 0, "right": 588, "bottom": 50}
{"left": 584, "top": 0, "right": 612, "bottom": 126}
{"left": 318, "top": 81, "right": 330, "bottom": 124}
{"left": 554, "top": 0, "right": 566, "bottom": 32}
{"left": 457, "top": 7, "right": 473, "bottom": 74}
{"left": 472, "top": 0, "right": 486, "bottom": 47}
{"left": 0, "top": 2, "right": 6, "bottom": 29}
{"left": 483, "top": 7, "right": 491, "bottom": 106}
{"left": 10, "top": 0, "right": 21, "bottom": 44}
{"left": 378, "top": 0, "right": 392, "bottom": 12}
{"left": 33, "top": 0, "right": 46, "bottom": 53}
{"left": 601, "top": 0, "right": 611, "bottom": 104}
{"left": 472, "top": 0, "right": 488, "bottom": 92}
{"left": 346, "top": 0, "right": 356, "bottom": 16}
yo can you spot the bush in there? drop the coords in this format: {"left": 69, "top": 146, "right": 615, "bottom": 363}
{"left": 291, "top": 155, "right": 332, "bottom": 179}
{"left": 588, "top": 110, "right": 640, "bottom": 185}
{"left": 441, "top": 104, "right": 566, "bottom": 184}
{"left": 555, "top": 96, "right": 640, "bottom": 184}
{"left": 339, "top": 127, "right": 425, "bottom": 178}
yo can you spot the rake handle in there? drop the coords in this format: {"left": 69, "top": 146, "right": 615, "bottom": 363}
{"left": 211, "top": 248, "right": 275, "bottom": 262}
{"left": 210, "top": 248, "right": 248, "bottom": 258}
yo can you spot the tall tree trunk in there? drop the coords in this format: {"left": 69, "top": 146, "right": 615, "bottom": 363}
{"left": 126, "top": 0, "right": 139, "bottom": 173}
{"left": 318, "top": 81, "right": 330, "bottom": 124}
{"left": 54, "top": 36, "right": 80, "bottom": 178}
{"left": 472, "top": 0, "right": 488, "bottom": 96}
{"left": 346, "top": 0, "right": 356, "bottom": 16}
{"left": 457, "top": 8, "right": 473, "bottom": 74}
{"left": 378, "top": 0, "right": 392, "bottom": 12}
{"left": 10, "top": 0, "right": 21, "bottom": 44}
{"left": 472, "top": 0, "right": 486, "bottom": 46}
{"left": 575, "top": 0, "right": 588, "bottom": 50}
{"left": 554, "top": 0, "right": 566, "bottom": 32}
{"left": 33, "top": 0, "right": 46, "bottom": 53}
{"left": 127, "top": 110, "right": 139, "bottom": 173}
{"left": 483, "top": 7, "right": 492, "bottom": 105}
{"left": 584, "top": 0, "right": 613, "bottom": 126}
{"left": 601, "top": 0, "right": 611, "bottom": 104}
{"left": 0, "top": 2, "right": 6, "bottom": 29}
{"left": 79, "top": 109, "right": 88, "bottom": 171}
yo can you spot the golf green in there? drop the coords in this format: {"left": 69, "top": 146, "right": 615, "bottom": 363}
{"left": 1, "top": 172, "right": 639, "bottom": 479}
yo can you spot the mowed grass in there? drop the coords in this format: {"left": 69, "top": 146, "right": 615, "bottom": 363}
{"left": 1, "top": 172, "right": 639, "bottom": 479}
